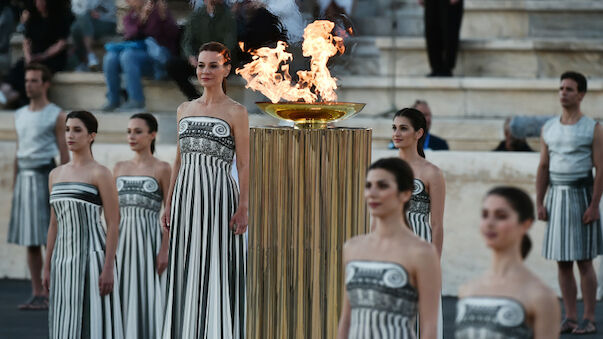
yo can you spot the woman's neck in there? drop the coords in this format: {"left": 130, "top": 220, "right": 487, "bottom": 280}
{"left": 133, "top": 148, "right": 154, "bottom": 164}
{"left": 373, "top": 212, "right": 408, "bottom": 238}
{"left": 71, "top": 149, "right": 93, "bottom": 166}
{"left": 398, "top": 145, "right": 421, "bottom": 163}
{"left": 489, "top": 245, "right": 524, "bottom": 278}
{"left": 199, "top": 85, "right": 227, "bottom": 104}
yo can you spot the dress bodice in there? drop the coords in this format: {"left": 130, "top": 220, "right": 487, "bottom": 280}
{"left": 455, "top": 297, "right": 533, "bottom": 339}
{"left": 346, "top": 261, "right": 418, "bottom": 338}
{"left": 50, "top": 182, "right": 102, "bottom": 207}
{"left": 409, "top": 178, "right": 430, "bottom": 215}
{"left": 116, "top": 175, "right": 162, "bottom": 212}
{"left": 178, "top": 116, "right": 235, "bottom": 163}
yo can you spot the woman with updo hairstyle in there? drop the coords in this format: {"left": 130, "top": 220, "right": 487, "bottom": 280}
{"left": 455, "top": 186, "right": 560, "bottom": 338}
{"left": 161, "top": 41, "right": 249, "bottom": 338}
{"left": 392, "top": 107, "right": 446, "bottom": 338}
{"left": 43, "top": 110, "right": 124, "bottom": 338}
{"left": 338, "top": 157, "right": 441, "bottom": 339}
{"left": 113, "top": 113, "right": 171, "bottom": 338}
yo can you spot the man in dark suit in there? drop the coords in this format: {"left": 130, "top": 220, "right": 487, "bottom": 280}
{"left": 419, "top": 0, "right": 464, "bottom": 77}
{"left": 413, "top": 99, "right": 449, "bottom": 150}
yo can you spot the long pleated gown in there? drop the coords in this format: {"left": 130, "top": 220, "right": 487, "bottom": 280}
{"left": 116, "top": 175, "right": 165, "bottom": 338}
{"left": 163, "top": 116, "right": 246, "bottom": 339}
{"left": 48, "top": 182, "right": 124, "bottom": 339}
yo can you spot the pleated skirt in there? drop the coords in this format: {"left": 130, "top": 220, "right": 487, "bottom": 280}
{"left": 8, "top": 160, "right": 54, "bottom": 246}
{"left": 163, "top": 154, "right": 246, "bottom": 339}
{"left": 542, "top": 172, "right": 603, "bottom": 261}
{"left": 117, "top": 207, "right": 165, "bottom": 339}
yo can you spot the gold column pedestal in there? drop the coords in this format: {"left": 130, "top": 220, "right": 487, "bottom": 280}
{"left": 248, "top": 127, "right": 372, "bottom": 339}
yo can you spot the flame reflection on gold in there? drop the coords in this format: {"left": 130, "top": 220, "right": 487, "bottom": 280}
{"left": 256, "top": 102, "right": 366, "bottom": 129}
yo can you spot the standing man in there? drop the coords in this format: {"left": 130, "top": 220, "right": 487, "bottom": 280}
{"left": 418, "top": 0, "right": 463, "bottom": 77}
{"left": 413, "top": 99, "right": 449, "bottom": 150}
{"left": 538, "top": 71, "right": 602, "bottom": 334}
{"left": 7, "top": 63, "right": 69, "bottom": 310}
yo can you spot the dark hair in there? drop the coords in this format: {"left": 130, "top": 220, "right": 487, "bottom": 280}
{"left": 66, "top": 110, "right": 98, "bottom": 150}
{"left": 561, "top": 71, "right": 587, "bottom": 93}
{"left": 368, "top": 157, "right": 415, "bottom": 229}
{"left": 130, "top": 113, "right": 158, "bottom": 154}
{"left": 199, "top": 42, "right": 232, "bottom": 94}
{"left": 394, "top": 108, "right": 427, "bottom": 158}
{"left": 486, "top": 186, "right": 535, "bottom": 259}
{"left": 25, "top": 63, "right": 52, "bottom": 83}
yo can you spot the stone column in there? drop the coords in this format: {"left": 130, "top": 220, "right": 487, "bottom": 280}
{"left": 248, "top": 127, "right": 372, "bottom": 339}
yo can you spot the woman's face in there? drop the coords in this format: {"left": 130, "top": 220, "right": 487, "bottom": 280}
{"left": 196, "top": 51, "right": 231, "bottom": 89}
{"left": 65, "top": 118, "right": 94, "bottom": 152}
{"left": 480, "top": 195, "right": 528, "bottom": 253}
{"left": 127, "top": 118, "right": 155, "bottom": 153}
{"left": 35, "top": 0, "right": 46, "bottom": 14}
{"left": 365, "top": 168, "right": 409, "bottom": 219}
{"left": 392, "top": 116, "right": 422, "bottom": 150}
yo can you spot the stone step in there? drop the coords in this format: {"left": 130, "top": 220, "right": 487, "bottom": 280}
{"left": 374, "top": 37, "right": 603, "bottom": 78}
{"left": 352, "top": 0, "right": 603, "bottom": 39}
{"left": 42, "top": 73, "right": 603, "bottom": 121}
{"left": 0, "top": 109, "right": 533, "bottom": 151}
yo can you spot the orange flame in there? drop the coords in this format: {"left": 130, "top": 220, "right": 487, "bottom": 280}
{"left": 236, "top": 20, "right": 345, "bottom": 103}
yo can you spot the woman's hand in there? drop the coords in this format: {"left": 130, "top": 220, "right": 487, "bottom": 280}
{"left": 161, "top": 207, "right": 171, "bottom": 232}
{"left": 42, "top": 266, "right": 50, "bottom": 292}
{"left": 156, "top": 246, "right": 169, "bottom": 276}
{"left": 229, "top": 206, "right": 248, "bottom": 235}
{"left": 98, "top": 266, "right": 114, "bottom": 296}
{"left": 537, "top": 204, "right": 548, "bottom": 221}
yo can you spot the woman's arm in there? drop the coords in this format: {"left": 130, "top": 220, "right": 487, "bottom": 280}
{"left": 95, "top": 166, "right": 120, "bottom": 296}
{"left": 337, "top": 245, "right": 351, "bottom": 339}
{"left": 429, "top": 167, "right": 445, "bottom": 258}
{"left": 33, "top": 39, "right": 67, "bottom": 61}
{"left": 156, "top": 161, "right": 172, "bottom": 275}
{"left": 415, "top": 243, "right": 441, "bottom": 339}
{"left": 42, "top": 170, "right": 58, "bottom": 292}
{"left": 532, "top": 289, "right": 561, "bottom": 339}
{"left": 161, "top": 103, "right": 186, "bottom": 231}
{"left": 230, "top": 105, "right": 250, "bottom": 235}
{"left": 22, "top": 38, "right": 32, "bottom": 64}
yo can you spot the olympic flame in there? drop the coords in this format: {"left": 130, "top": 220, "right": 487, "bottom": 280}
{"left": 236, "top": 20, "right": 345, "bottom": 103}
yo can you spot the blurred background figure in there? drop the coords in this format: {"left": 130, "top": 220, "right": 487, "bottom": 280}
{"left": 70, "top": 0, "right": 117, "bottom": 71}
{"left": 0, "top": 0, "right": 15, "bottom": 78}
{"left": 493, "top": 118, "right": 534, "bottom": 152}
{"left": 0, "top": 0, "right": 73, "bottom": 108}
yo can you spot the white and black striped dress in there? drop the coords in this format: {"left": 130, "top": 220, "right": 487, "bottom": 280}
{"left": 48, "top": 182, "right": 124, "bottom": 339}
{"left": 116, "top": 176, "right": 165, "bottom": 339}
{"left": 163, "top": 116, "right": 246, "bottom": 339}
{"left": 346, "top": 261, "right": 418, "bottom": 339}
{"left": 408, "top": 178, "right": 431, "bottom": 242}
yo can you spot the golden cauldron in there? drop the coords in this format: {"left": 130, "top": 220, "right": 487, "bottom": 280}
{"left": 256, "top": 101, "right": 366, "bottom": 129}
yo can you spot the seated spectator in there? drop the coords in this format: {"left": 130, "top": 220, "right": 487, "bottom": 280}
{"left": 0, "top": 0, "right": 15, "bottom": 78}
{"left": 0, "top": 0, "right": 73, "bottom": 108}
{"left": 70, "top": 0, "right": 117, "bottom": 71}
{"left": 167, "top": 0, "right": 236, "bottom": 100}
{"left": 102, "top": 0, "right": 179, "bottom": 111}
{"left": 413, "top": 99, "right": 449, "bottom": 150}
{"left": 493, "top": 118, "right": 534, "bottom": 152}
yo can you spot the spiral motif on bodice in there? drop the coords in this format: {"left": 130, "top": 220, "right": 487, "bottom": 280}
{"left": 496, "top": 302, "right": 525, "bottom": 327}
{"left": 412, "top": 178, "right": 424, "bottom": 195}
{"left": 212, "top": 121, "right": 230, "bottom": 137}
{"left": 143, "top": 178, "right": 159, "bottom": 192}
{"left": 116, "top": 178, "right": 124, "bottom": 191}
{"left": 383, "top": 266, "right": 408, "bottom": 288}
{"left": 345, "top": 265, "right": 356, "bottom": 284}
{"left": 179, "top": 119, "right": 189, "bottom": 134}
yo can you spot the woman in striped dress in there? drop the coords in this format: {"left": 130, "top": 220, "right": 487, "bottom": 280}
{"left": 392, "top": 108, "right": 445, "bottom": 338}
{"left": 456, "top": 187, "right": 560, "bottom": 338}
{"left": 42, "top": 110, "right": 123, "bottom": 339}
{"left": 161, "top": 42, "right": 249, "bottom": 338}
{"left": 114, "top": 113, "right": 171, "bottom": 339}
{"left": 338, "top": 158, "right": 441, "bottom": 339}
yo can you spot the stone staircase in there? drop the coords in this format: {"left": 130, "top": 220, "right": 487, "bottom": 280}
{"left": 2, "top": 0, "right": 602, "bottom": 150}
